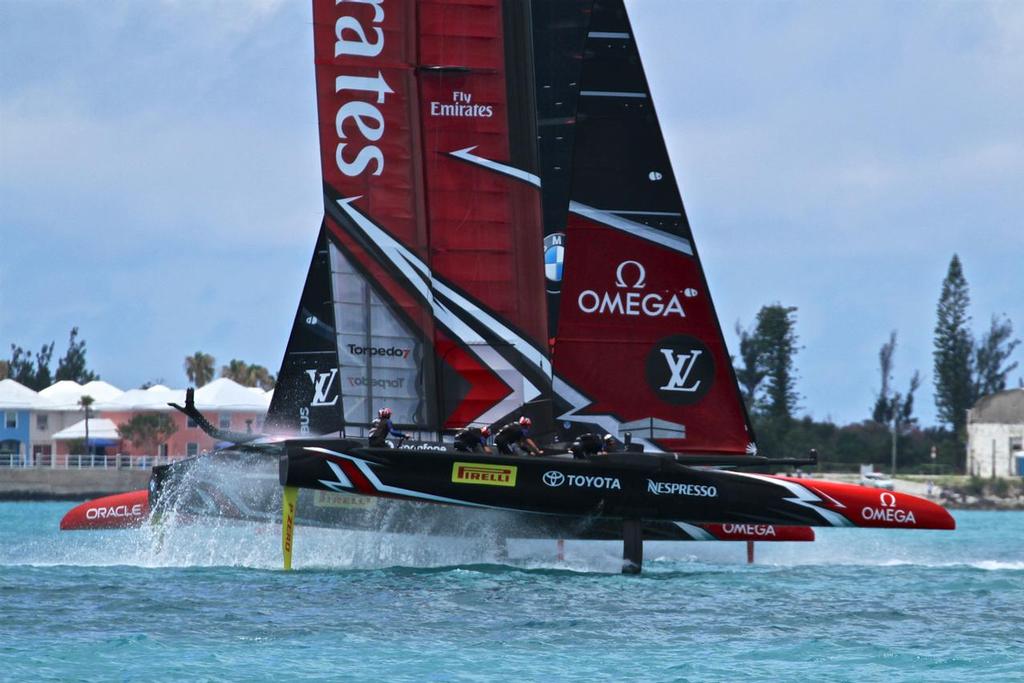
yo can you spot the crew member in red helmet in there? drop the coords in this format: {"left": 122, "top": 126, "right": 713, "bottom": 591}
{"left": 494, "top": 416, "right": 541, "bottom": 456}
{"left": 454, "top": 425, "right": 492, "bottom": 454}
{"left": 368, "top": 407, "right": 408, "bottom": 447}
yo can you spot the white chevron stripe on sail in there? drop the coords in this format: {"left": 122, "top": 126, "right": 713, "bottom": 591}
{"left": 568, "top": 201, "right": 693, "bottom": 256}
{"left": 449, "top": 146, "right": 541, "bottom": 187}
{"left": 335, "top": 197, "right": 544, "bottom": 425}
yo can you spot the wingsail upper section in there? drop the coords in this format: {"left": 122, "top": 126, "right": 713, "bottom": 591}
{"left": 269, "top": 0, "right": 554, "bottom": 437}
{"left": 550, "top": 0, "right": 756, "bottom": 454}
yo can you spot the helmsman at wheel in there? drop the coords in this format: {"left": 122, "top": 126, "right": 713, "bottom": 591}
{"left": 368, "top": 407, "right": 408, "bottom": 447}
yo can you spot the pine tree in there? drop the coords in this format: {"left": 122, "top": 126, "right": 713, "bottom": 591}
{"left": 755, "top": 304, "right": 801, "bottom": 422}
{"left": 973, "top": 315, "right": 1020, "bottom": 397}
{"left": 6, "top": 341, "right": 54, "bottom": 390}
{"left": 55, "top": 327, "right": 99, "bottom": 383}
{"left": 733, "top": 321, "right": 766, "bottom": 414}
{"left": 932, "top": 255, "right": 974, "bottom": 438}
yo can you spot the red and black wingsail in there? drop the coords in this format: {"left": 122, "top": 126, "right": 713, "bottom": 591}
{"left": 548, "top": 0, "right": 756, "bottom": 455}
{"left": 268, "top": 0, "right": 554, "bottom": 438}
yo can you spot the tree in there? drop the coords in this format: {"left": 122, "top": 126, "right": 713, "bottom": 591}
{"left": 871, "top": 331, "right": 921, "bottom": 473}
{"left": 754, "top": 304, "right": 801, "bottom": 422}
{"left": 220, "top": 359, "right": 276, "bottom": 390}
{"left": 933, "top": 254, "right": 974, "bottom": 438}
{"left": 184, "top": 351, "right": 216, "bottom": 387}
{"left": 118, "top": 413, "right": 178, "bottom": 455}
{"left": 0, "top": 361, "right": 8, "bottom": 380}
{"left": 55, "top": 327, "right": 99, "bottom": 383}
{"left": 973, "top": 315, "right": 1019, "bottom": 398}
{"left": 7, "top": 341, "right": 54, "bottom": 390}
{"left": 734, "top": 321, "right": 766, "bottom": 414}
{"left": 6, "top": 328, "right": 98, "bottom": 390}
{"left": 78, "top": 395, "right": 95, "bottom": 455}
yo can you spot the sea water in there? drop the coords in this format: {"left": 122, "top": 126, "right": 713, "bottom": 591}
{"left": 0, "top": 503, "right": 1021, "bottom": 682}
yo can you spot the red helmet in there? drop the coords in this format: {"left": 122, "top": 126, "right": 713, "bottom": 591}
{"left": 480, "top": 426, "right": 491, "bottom": 438}
{"left": 378, "top": 407, "right": 392, "bottom": 419}
{"left": 518, "top": 416, "right": 532, "bottom": 427}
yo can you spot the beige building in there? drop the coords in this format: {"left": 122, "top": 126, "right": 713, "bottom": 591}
{"left": 967, "top": 388, "right": 1024, "bottom": 478}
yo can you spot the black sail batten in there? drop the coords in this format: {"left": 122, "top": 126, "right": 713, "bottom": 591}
{"left": 532, "top": 0, "right": 596, "bottom": 339}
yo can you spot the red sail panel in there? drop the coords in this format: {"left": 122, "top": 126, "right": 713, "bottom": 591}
{"left": 416, "top": 0, "right": 546, "bottom": 348}
{"left": 312, "top": 0, "right": 440, "bottom": 431}
{"left": 312, "top": 0, "right": 431, "bottom": 329}
{"left": 555, "top": 214, "right": 753, "bottom": 454}
{"left": 411, "top": 0, "right": 551, "bottom": 429}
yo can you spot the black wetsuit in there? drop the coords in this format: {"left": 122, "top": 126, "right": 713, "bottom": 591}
{"left": 453, "top": 427, "right": 487, "bottom": 453}
{"left": 494, "top": 423, "right": 527, "bottom": 455}
{"left": 569, "top": 433, "right": 603, "bottom": 459}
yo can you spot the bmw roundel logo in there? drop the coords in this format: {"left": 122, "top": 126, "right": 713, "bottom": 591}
{"left": 543, "top": 233, "right": 565, "bottom": 293}
{"left": 543, "top": 471, "right": 566, "bottom": 487}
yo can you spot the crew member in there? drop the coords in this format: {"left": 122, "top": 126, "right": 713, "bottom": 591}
{"left": 569, "top": 432, "right": 603, "bottom": 459}
{"left": 600, "top": 434, "right": 618, "bottom": 454}
{"left": 494, "top": 417, "right": 541, "bottom": 456}
{"left": 368, "top": 407, "right": 408, "bottom": 447}
{"left": 454, "top": 426, "right": 491, "bottom": 454}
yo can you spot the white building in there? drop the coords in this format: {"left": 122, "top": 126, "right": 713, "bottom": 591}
{"left": 966, "top": 388, "right": 1024, "bottom": 478}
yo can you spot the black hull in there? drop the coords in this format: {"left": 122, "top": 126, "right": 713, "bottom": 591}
{"left": 283, "top": 440, "right": 843, "bottom": 527}
{"left": 150, "top": 451, "right": 719, "bottom": 541}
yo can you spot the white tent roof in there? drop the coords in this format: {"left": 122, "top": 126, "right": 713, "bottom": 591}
{"left": 52, "top": 417, "right": 121, "bottom": 441}
{"left": 194, "top": 378, "right": 271, "bottom": 412}
{"left": 39, "top": 380, "right": 123, "bottom": 410}
{"left": 0, "top": 379, "right": 55, "bottom": 410}
{"left": 95, "top": 387, "right": 185, "bottom": 412}
{"left": 146, "top": 384, "right": 171, "bottom": 392}
{"left": 80, "top": 380, "right": 123, "bottom": 402}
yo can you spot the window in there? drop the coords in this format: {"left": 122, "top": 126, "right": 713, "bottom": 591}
{"left": 187, "top": 417, "right": 197, "bottom": 429}
{"left": 158, "top": 444, "right": 168, "bottom": 458}
{"left": 219, "top": 414, "right": 231, "bottom": 430}
{"left": 4, "top": 412, "right": 16, "bottom": 430}
{"left": 36, "top": 414, "right": 48, "bottom": 431}
{"left": 186, "top": 442, "right": 199, "bottom": 457}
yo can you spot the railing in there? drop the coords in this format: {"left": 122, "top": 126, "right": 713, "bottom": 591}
{"left": 0, "top": 453, "right": 187, "bottom": 469}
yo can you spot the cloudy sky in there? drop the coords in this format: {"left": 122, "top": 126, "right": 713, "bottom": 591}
{"left": 1, "top": 0, "right": 1021, "bottom": 427}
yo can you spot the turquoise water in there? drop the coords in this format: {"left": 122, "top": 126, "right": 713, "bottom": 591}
{"left": 1, "top": 503, "right": 1021, "bottom": 682}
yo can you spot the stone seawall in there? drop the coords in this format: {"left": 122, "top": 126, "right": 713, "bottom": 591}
{"left": 0, "top": 469, "right": 150, "bottom": 501}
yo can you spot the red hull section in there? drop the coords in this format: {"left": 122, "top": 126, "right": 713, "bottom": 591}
{"left": 774, "top": 477, "right": 956, "bottom": 530}
{"left": 60, "top": 489, "right": 150, "bottom": 531}
{"left": 700, "top": 524, "right": 815, "bottom": 542}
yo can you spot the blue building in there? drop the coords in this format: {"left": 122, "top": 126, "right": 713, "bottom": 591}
{"left": 0, "top": 379, "right": 39, "bottom": 465}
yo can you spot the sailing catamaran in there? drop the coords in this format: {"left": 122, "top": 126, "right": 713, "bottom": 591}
{"left": 62, "top": 0, "right": 952, "bottom": 572}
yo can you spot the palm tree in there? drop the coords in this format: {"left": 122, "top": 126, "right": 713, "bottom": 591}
{"left": 184, "top": 351, "right": 215, "bottom": 387}
{"left": 78, "top": 394, "right": 94, "bottom": 456}
{"left": 221, "top": 359, "right": 251, "bottom": 385}
{"left": 220, "top": 359, "right": 276, "bottom": 390}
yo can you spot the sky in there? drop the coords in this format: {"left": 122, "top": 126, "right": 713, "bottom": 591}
{"left": 1, "top": 0, "right": 1021, "bottom": 427}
